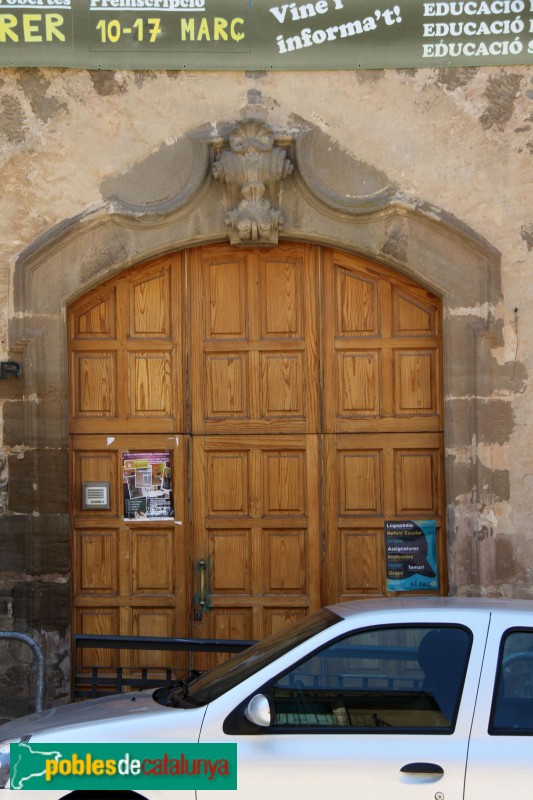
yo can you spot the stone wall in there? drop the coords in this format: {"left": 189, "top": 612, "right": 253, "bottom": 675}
{"left": 0, "top": 65, "right": 531, "bottom": 718}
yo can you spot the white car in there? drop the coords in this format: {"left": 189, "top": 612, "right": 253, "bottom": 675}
{"left": 1, "top": 596, "right": 533, "bottom": 799}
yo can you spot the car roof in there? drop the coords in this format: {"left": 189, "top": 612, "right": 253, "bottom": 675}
{"left": 328, "top": 596, "right": 533, "bottom": 620}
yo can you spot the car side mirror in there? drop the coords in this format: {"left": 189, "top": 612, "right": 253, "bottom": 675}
{"left": 244, "top": 694, "right": 272, "bottom": 727}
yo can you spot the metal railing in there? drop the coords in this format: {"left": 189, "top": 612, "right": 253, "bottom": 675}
{"left": 73, "top": 633, "right": 255, "bottom": 700}
{"left": 0, "top": 632, "right": 45, "bottom": 712}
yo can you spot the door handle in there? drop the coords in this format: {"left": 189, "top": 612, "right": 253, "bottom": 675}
{"left": 400, "top": 763, "right": 444, "bottom": 775}
{"left": 199, "top": 559, "right": 207, "bottom": 608}
{"left": 194, "top": 559, "right": 208, "bottom": 622}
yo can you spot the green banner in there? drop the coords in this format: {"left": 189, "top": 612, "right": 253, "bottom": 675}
{"left": 10, "top": 742, "right": 237, "bottom": 791}
{"left": 0, "top": 0, "right": 532, "bottom": 69}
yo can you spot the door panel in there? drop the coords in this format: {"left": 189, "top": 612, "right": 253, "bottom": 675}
{"left": 70, "top": 285, "right": 118, "bottom": 340}
{"left": 69, "top": 254, "right": 183, "bottom": 434}
{"left": 127, "top": 267, "right": 172, "bottom": 339}
{"left": 192, "top": 435, "right": 321, "bottom": 647}
{"left": 323, "top": 249, "right": 442, "bottom": 433}
{"left": 126, "top": 349, "right": 174, "bottom": 419}
{"left": 74, "top": 529, "right": 119, "bottom": 595}
{"left": 70, "top": 433, "right": 189, "bottom": 675}
{"left": 69, "top": 244, "right": 446, "bottom": 656}
{"left": 189, "top": 244, "right": 319, "bottom": 434}
{"left": 323, "top": 432, "right": 446, "bottom": 603}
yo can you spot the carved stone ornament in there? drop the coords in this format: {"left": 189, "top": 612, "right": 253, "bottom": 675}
{"left": 212, "top": 119, "right": 293, "bottom": 246}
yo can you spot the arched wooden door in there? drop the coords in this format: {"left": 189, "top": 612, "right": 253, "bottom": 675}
{"left": 69, "top": 243, "right": 446, "bottom": 652}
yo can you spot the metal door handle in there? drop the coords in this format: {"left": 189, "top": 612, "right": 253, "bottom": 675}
{"left": 199, "top": 559, "right": 206, "bottom": 607}
{"left": 400, "top": 763, "right": 444, "bottom": 775}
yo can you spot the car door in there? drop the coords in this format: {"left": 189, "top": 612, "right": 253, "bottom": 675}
{"left": 465, "top": 611, "right": 533, "bottom": 800}
{"left": 199, "top": 610, "right": 490, "bottom": 800}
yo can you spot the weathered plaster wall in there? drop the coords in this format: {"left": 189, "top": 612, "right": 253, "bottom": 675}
{"left": 0, "top": 65, "right": 531, "bottom": 717}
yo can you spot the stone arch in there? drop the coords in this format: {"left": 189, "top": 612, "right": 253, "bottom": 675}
{"left": 8, "top": 118, "right": 506, "bottom": 604}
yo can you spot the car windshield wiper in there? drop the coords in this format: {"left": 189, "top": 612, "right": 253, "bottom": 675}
{"left": 171, "top": 676, "right": 195, "bottom": 699}
{"left": 153, "top": 672, "right": 200, "bottom": 707}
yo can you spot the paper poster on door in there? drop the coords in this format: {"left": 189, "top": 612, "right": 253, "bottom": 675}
{"left": 385, "top": 520, "right": 438, "bottom": 592}
{"left": 122, "top": 451, "right": 174, "bottom": 520}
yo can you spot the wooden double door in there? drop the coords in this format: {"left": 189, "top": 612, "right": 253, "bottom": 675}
{"left": 69, "top": 243, "right": 446, "bottom": 657}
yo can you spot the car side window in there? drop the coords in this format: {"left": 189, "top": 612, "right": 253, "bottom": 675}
{"left": 490, "top": 629, "right": 533, "bottom": 734}
{"left": 270, "top": 625, "right": 471, "bottom": 732}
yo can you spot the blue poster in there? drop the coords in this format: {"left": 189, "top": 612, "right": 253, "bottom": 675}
{"left": 385, "top": 520, "right": 438, "bottom": 592}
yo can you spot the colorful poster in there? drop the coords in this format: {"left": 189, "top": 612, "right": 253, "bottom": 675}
{"left": 385, "top": 520, "right": 439, "bottom": 592}
{"left": 122, "top": 451, "right": 173, "bottom": 520}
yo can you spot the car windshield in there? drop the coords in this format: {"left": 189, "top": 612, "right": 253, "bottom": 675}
{"left": 155, "top": 608, "right": 341, "bottom": 708}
